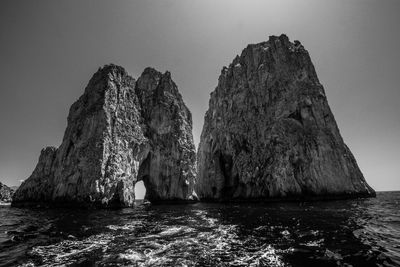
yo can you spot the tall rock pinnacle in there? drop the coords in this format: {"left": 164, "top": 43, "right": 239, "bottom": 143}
{"left": 196, "top": 34, "right": 375, "bottom": 201}
{"left": 12, "top": 64, "right": 197, "bottom": 208}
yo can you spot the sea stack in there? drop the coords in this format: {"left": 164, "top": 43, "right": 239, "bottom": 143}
{"left": 196, "top": 34, "right": 375, "bottom": 201}
{"left": 12, "top": 65, "right": 197, "bottom": 208}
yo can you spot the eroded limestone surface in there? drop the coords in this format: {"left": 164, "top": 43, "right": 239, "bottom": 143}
{"left": 13, "top": 65, "right": 196, "bottom": 208}
{"left": 196, "top": 34, "right": 375, "bottom": 201}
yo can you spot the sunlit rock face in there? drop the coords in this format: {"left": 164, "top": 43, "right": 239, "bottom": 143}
{"left": 0, "top": 182, "right": 15, "bottom": 203}
{"left": 12, "top": 65, "right": 196, "bottom": 208}
{"left": 196, "top": 34, "right": 375, "bottom": 201}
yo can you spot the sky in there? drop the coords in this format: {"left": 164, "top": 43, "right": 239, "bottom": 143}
{"left": 0, "top": 0, "right": 399, "bottom": 195}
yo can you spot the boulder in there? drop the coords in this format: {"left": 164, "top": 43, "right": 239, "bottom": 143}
{"left": 0, "top": 182, "right": 15, "bottom": 203}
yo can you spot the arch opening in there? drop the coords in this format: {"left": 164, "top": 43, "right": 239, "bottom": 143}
{"left": 134, "top": 180, "right": 146, "bottom": 201}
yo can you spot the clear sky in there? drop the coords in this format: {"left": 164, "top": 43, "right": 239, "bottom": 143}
{"left": 0, "top": 0, "right": 399, "bottom": 194}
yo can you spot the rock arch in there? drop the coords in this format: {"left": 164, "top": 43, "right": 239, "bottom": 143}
{"left": 12, "top": 65, "right": 197, "bottom": 208}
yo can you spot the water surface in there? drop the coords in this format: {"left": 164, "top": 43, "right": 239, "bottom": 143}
{"left": 0, "top": 192, "right": 399, "bottom": 266}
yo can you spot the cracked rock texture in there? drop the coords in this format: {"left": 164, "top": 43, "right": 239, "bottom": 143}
{"left": 0, "top": 182, "right": 14, "bottom": 203}
{"left": 12, "top": 65, "right": 196, "bottom": 208}
{"left": 196, "top": 34, "right": 375, "bottom": 201}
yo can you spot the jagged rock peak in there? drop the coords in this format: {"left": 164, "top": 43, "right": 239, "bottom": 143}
{"left": 136, "top": 67, "right": 162, "bottom": 91}
{"left": 86, "top": 64, "right": 133, "bottom": 90}
{"left": 96, "top": 63, "right": 129, "bottom": 76}
{"left": 136, "top": 67, "right": 180, "bottom": 97}
{"left": 196, "top": 34, "right": 375, "bottom": 201}
{"left": 13, "top": 64, "right": 197, "bottom": 208}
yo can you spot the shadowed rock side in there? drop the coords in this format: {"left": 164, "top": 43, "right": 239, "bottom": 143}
{"left": 197, "top": 34, "right": 375, "bottom": 201}
{"left": 135, "top": 68, "right": 197, "bottom": 203}
{"left": 12, "top": 65, "right": 196, "bottom": 208}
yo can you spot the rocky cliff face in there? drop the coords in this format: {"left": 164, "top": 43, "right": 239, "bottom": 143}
{"left": 135, "top": 68, "right": 197, "bottom": 202}
{"left": 0, "top": 182, "right": 15, "bottom": 203}
{"left": 13, "top": 64, "right": 196, "bottom": 208}
{"left": 197, "top": 34, "right": 375, "bottom": 201}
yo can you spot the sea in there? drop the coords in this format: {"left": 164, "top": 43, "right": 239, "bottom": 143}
{"left": 0, "top": 191, "right": 399, "bottom": 267}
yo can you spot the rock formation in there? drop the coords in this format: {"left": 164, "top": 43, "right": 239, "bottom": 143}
{"left": 0, "top": 182, "right": 14, "bottom": 203}
{"left": 196, "top": 34, "right": 375, "bottom": 201}
{"left": 12, "top": 64, "right": 196, "bottom": 208}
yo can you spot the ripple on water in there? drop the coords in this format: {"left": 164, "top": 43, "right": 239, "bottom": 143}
{"left": 26, "top": 233, "right": 114, "bottom": 266}
{"left": 106, "top": 220, "right": 144, "bottom": 231}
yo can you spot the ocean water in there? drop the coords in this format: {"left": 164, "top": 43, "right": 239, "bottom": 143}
{"left": 0, "top": 192, "right": 399, "bottom": 267}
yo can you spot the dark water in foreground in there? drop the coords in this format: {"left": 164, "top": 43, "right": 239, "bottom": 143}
{"left": 0, "top": 192, "right": 399, "bottom": 267}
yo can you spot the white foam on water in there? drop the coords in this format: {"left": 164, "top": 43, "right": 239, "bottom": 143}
{"left": 107, "top": 220, "right": 144, "bottom": 231}
{"left": 281, "top": 230, "right": 290, "bottom": 236}
{"left": 230, "top": 245, "right": 285, "bottom": 267}
{"left": 158, "top": 226, "right": 187, "bottom": 236}
{"left": 29, "top": 233, "right": 114, "bottom": 266}
{"left": 118, "top": 249, "right": 144, "bottom": 262}
{"left": 302, "top": 238, "right": 324, "bottom": 247}
{"left": 118, "top": 240, "right": 196, "bottom": 266}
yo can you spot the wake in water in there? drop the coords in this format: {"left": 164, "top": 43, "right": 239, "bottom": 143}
{"left": 0, "top": 192, "right": 399, "bottom": 266}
